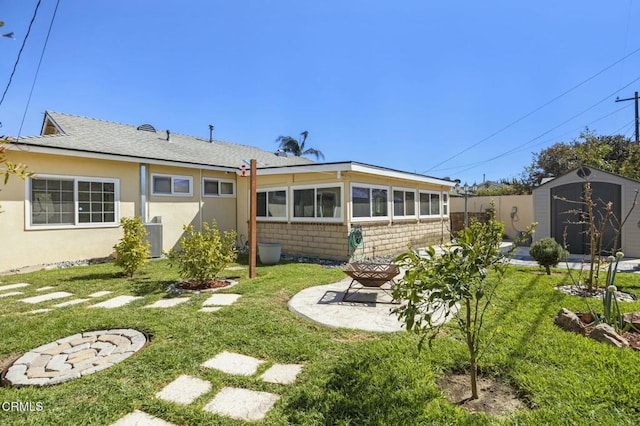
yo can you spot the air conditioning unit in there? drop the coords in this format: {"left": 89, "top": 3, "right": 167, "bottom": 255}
{"left": 144, "top": 217, "right": 163, "bottom": 258}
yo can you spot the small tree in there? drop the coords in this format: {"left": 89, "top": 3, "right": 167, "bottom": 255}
{"left": 113, "top": 217, "right": 150, "bottom": 277}
{"left": 529, "top": 237, "right": 567, "bottom": 275}
{"left": 166, "top": 221, "right": 237, "bottom": 285}
{"left": 393, "top": 213, "right": 534, "bottom": 400}
{"left": 1, "top": 137, "right": 31, "bottom": 213}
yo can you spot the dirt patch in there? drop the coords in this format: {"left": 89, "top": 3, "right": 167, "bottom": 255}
{"left": 333, "top": 333, "right": 381, "bottom": 343}
{"left": 437, "top": 373, "right": 527, "bottom": 417}
{"left": 0, "top": 353, "right": 20, "bottom": 372}
{"left": 272, "top": 289, "right": 290, "bottom": 304}
{"left": 176, "top": 280, "right": 232, "bottom": 291}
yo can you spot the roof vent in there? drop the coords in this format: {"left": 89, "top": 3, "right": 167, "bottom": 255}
{"left": 166, "top": 130, "right": 171, "bottom": 142}
{"left": 274, "top": 149, "right": 288, "bottom": 157}
{"left": 209, "top": 124, "right": 214, "bottom": 143}
{"left": 137, "top": 123, "right": 156, "bottom": 132}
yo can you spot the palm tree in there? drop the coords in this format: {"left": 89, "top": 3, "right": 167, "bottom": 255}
{"left": 275, "top": 131, "right": 325, "bottom": 161}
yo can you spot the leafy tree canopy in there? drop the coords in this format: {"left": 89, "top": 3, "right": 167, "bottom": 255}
{"left": 275, "top": 131, "right": 325, "bottom": 161}
{"left": 520, "top": 130, "right": 640, "bottom": 192}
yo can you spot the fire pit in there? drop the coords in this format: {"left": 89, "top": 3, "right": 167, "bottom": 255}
{"left": 341, "top": 262, "right": 400, "bottom": 303}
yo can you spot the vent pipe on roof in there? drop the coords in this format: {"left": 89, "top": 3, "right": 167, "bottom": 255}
{"left": 209, "top": 124, "right": 214, "bottom": 143}
{"left": 166, "top": 130, "right": 171, "bottom": 142}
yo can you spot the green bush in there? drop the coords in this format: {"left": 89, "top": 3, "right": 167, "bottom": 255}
{"left": 166, "top": 221, "right": 237, "bottom": 284}
{"left": 529, "top": 237, "right": 567, "bottom": 275}
{"left": 113, "top": 216, "right": 150, "bottom": 277}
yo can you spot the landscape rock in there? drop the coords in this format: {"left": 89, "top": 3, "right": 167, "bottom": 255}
{"left": 554, "top": 308, "right": 586, "bottom": 335}
{"left": 588, "top": 324, "right": 629, "bottom": 348}
{"left": 622, "top": 312, "right": 640, "bottom": 331}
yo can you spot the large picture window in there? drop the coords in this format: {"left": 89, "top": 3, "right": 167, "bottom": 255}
{"left": 151, "top": 173, "right": 192, "bottom": 196}
{"left": 393, "top": 188, "right": 416, "bottom": 218}
{"left": 351, "top": 184, "right": 388, "bottom": 219}
{"left": 257, "top": 188, "right": 287, "bottom": 220}
{"left": 292, "top": 185, "right": 342, "bottom": 220}
{"left": 28, "top": 175, "right": 119, "bottom": 228}
{"left": 419, "top": 191, "right": 441, "bottom": 217}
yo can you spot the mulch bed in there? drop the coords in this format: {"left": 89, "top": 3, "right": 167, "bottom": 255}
{"left": 176, "top": 280, "right": 231, "bottom": 291}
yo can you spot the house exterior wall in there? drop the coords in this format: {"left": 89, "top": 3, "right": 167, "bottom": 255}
{"left": 146, "top": 165, "right": 237, "bottom": 252}
{"left": 450, "top": 195, "right": 533, "bottom": 239}
{"left": 532, "top": 168, "right": 640, "bottom": 257}
{"left": 0, "top": 151, "right": 138, "bottom": 271}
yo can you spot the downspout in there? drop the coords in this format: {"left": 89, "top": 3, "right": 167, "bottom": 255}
{"left": 199, "top": 169, "right": 203, "bottom": 231}
{"left": 140, "top": 164, "right": 147, "bottom": 222}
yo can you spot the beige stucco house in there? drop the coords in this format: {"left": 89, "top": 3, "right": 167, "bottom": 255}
{"left": 1, "top": 111, "right": 455, "bottom": 272}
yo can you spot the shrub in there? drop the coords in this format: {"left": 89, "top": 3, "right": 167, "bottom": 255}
{"left": 113, "top": 216, "right": 150, "bottom": 277}
{"left": 529, "top": 237, "right": 567, "bottom": 275}
{"left": 166, "top": 221, "right": 237, "bottom": 284}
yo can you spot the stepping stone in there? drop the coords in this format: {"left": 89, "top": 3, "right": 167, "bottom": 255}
{"left": 112, "top": 410, "right": 177, "bottom": 426}
{"left": 90, "top": 296, "right": 142, "bottom": 308}
{"left": 26, "top": 308, "right": 52, "bottom": 314}
{"left": 225, "top": 266, "right": 246, "bottom": 271}
{"left": 260, "top": 364, "right": 303, "bottom": 384}
{"left": 54, "top": 298, "right": 90, "bottom": 308}
{"left": 203, "top": 387, "right": 280, "bottom": 422}
{"left": 88, "top": 291, "right": 112, "bottom": 298}
{"left": 145, "top": 298, "right": 190, "bottom": 308}
{"left": 199, "top": 307, "right": 221, "bottom": 313}
{"left": 201, "top": 351, "right": 264, "bottom": 376}
{"left": 20, "top": 292, "right": 73, "bottom": 304}
{"left": 0, "top": 283, "right": 30, "bottom": 291}
{"left": 0, "top": 291, "right": 23, "bottom": 298}
{"left": 202, "top": 294, "right": 241, "bottom": 306}
{"left": 37, "top": 286, "right": 56, "bottom": 292}
{"left": 155, "top": 374, "right": 211, "bottom": 405}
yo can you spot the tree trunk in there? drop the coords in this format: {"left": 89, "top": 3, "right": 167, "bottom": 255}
{"left": 465, "top": 300, "right": 479, "bottom": 399}
{"left": 545, "top": 265, "right": 551, "bottom": 275}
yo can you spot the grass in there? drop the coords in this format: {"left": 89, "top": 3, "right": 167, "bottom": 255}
{"left": 0, "top": 260, "right": 639, "bottom": 425}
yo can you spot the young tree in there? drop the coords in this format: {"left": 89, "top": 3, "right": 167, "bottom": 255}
{"left": 1, "top": 137, "right": 30, "bottom": 184}
{"left": 393, "top": 212, "right": 534, "bottom": 400}
{"left": 275, "top": 131, "right": 325, "bottom": 160}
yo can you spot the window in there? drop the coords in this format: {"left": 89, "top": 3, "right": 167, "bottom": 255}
{"left": 28, "top": 175, "right": 119, "bottom": 228}
{"left": 442, "top": 193, "right": 449, "bottom": 215}
{"left": 351, "top": 184, "right": 388, "bottom": 219}
{"left": 151, "top": 174, "right": 192, "bottom": 196}
{"left": 292, "top": 185, "right": 342, "bottom": 220}
{"left": 419, "top": 191, "right": 441, "bottom": 217}
{"left": 257, "top": 188, "right": 287, "bottom": 220}
{"left": 202, "top": 178, "right": 235, "bottom": 197}
{"left": 393, "top": 188, "right": 416, "bottom": 218}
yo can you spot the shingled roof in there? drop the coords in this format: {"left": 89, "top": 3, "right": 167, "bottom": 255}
{"left": 15, "top": 111, "right": 314, "bottom": 169}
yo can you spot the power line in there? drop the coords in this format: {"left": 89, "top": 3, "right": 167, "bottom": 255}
{"left": 16, "top": 0, "right": 60, "bottom": 141}
{"left": 430, "top": 80, "right": 640, "bottom": 175}
{"left": 0, "top": 0, "right": 43, "bottom": 108}
{"left": 424, "top": 44, "right": 640, "bottom": 173}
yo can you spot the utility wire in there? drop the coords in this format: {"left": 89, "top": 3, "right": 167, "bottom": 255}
{"left": 432, "top": 76, "right": 640, "bottom": 176}
{"left": 0, "top": 0, "right": 43, "bottom": 108}
{"left": 17, "top": 0, "right": 60, "bottom": 141}
{"left": 424, "top": 44, "right": 640, "bottom": 173}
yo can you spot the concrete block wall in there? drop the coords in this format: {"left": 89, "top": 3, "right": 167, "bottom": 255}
{"left": 256, "top": 222, "right": 350, "bottom": 260}
{"left": 354, "top": 219, "right": 449, "bottom": 259}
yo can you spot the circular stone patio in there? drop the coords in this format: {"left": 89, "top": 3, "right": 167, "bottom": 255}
{"left": 288, "top": 279, "right": 457, "bottom": 333}
{"left": 2, "top": 329, "right": 147, "bottom": 386}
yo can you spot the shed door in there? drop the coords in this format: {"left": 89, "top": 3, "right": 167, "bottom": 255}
{"left": 551, "top": 182, "right": 621, "bottom": 255}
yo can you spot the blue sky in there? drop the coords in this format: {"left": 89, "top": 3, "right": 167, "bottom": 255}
{"left": 1, "top": 1, "right": 639, "bottom": 184}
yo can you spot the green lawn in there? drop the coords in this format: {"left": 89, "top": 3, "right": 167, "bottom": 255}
{"left": 0, "top": 260, "right": 639, "bottom": 425}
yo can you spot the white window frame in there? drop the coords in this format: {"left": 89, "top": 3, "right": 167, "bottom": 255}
{"left": 256, "top": 186, "right": 289, "bottom": 222}
{"left": 350, "top": 183, "right": 390, "bottom": 222}
{"left": 442, "top": 192, "right": 450, "bottom": 216}
{"left": 151, "top": 173, "right": 193, "bottom": 197}
{"left": 25, "top": 174, "right": 120, "bottom": 230}
{"left": 392, "top": 187, "right": 417, "bottom": 219}
{"left": 290, "top": 183, "right": 344, "bottom": 223}
{"left": 202, "top": 177, "right": 236, "bottom": 198}
{"left": 419, "top": 190, "right": 442, "bottom": 218}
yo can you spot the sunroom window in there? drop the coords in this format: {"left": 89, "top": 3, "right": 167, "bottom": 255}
{"left": 393, "top": 189, "right": 416, "bottom": 218}
{"left": 257, "top": 189, "right": 287, "bottom": 220}
{"left": 293, "top": 186, "right": 342, "bottom": 219}
{"left": 419, "top": 191, "right": 441, "bottom": 216}
{"left": 352, "top": 185, "right": 388, "bottom": 219}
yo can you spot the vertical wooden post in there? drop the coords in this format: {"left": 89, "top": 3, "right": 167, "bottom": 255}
{"left": 249, "top": 159, "right": 257, "bottom": 278}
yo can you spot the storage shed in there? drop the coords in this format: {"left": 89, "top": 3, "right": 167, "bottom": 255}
{"left": 532, "top": 166, "right": 640, "bottom": 257}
